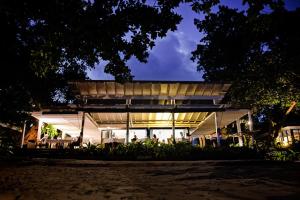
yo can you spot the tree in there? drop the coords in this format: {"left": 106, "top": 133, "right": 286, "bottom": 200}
{"left": 0, "top": 0, "right": 184, "bottom": 124}
{"left": 191, "top": 0, "right": 300, "bottom": 141}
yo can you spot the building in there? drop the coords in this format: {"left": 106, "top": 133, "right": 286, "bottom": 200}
{"left": 277, "top": 126, "right": 300, "bottom": 146}
{"left": 276, "top": 114, "right": 300, "bottom": 147}
{"left": 29, "top": 80, "right": 254, "bottom": 148}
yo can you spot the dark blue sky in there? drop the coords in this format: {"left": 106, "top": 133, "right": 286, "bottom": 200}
{"left": 87, "top": 0, "right": 300, "bottom": 81}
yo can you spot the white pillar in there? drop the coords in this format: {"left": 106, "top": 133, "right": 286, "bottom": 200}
{"left": 248, "top": 110, "right": 254, "bottom": 146}
{"left": 171, "top": 99, "right": 176, "bottom": 143}
{"left": 248, "top": 111, "right": 253, "bottom": 132}
{"left": 286, "top": 130, "right": 290, "bottom": 144}
{"left": 80, "top": 112, "right": 86, "bottom": 147}
{"left": 125, "top": 99, "right": 131, "bottom": 144}
{"left": 21, "top": 120, "right": 27, "bottom": 148}
{"left": 61, "top": 131, "right": 65, "bottom": 140}
{"left": 214, "top": 112, "right": 221, "bottom": 146}
{"left": 236, "top": 119, "right": 243, "bottom": 147}
{"left": 37, "top": 120, "right": 42, "bottom": 142}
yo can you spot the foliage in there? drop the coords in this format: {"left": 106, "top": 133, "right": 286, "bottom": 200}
{"left": 41, "top": 124, "right": 58, "bottom": 139}
{"left": 15, "top": 140, "right": 300, "bottom": 161}
{"left": 10, "top": 141, "right": 300, "bottom": 161}
{"left": 0, "top": 0, "right": 185, "bottom": 125}
{"left": 79, "top": 142, "right": 262, "bottom": 160}
{"left": 0, "top": 125, "right": 21, "bottom": 149}
{"left": 265, "top": 149, "right": 298, "bottom": 161}
{"left": 191, "top": 0, "right": 300, "bottom": 141}
{"left": 291, "top": 141, "right": 300, "bottom": 152}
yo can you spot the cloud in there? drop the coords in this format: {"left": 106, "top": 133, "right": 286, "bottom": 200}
{"left": 87, "top": 31, "right": 203, "bottom": 81}
{"left": 86, "top": 1, "right": 300, "bottom": 81}
{"left": 87, "top": 3, "right": 204, "bottom": 81}
{"left": 127, "top": 31, "right": 203, "bottom": 81}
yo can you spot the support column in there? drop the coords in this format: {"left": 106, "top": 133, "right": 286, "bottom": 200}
{"left": 80, "top": 112, "right": 86, "bottom": 147}
{"left": 21, "top": 120, "right": 27, "bottom": 148}
{"left": 172, "top": 112, "right": 175, "bottom": 143}
{"left": 248, "top": 110, "right": 254, "bottom": 146}
{"left": 291, "top": 130, "right": 295, "bottom": 145}
{"left": 125, "top": 98, "right": 131, "bottom": 144}
{"left": 171, "top": 99, "right": 176, "bottom": 144}
{"left": 146, "top": 128, "right": 150, "bottom": 139}
{"left": 286, "top": 130, "right": 289, "bottom": 144}
{"left": 279, "top": 132, "right": 283, "bottom": 142}
{"left": 61, "top": 131, "right": 65, "bottom": 140}
{"left": 236, "top": 119, "right": 243, "bottom": 147}
{"left": 214, "top": 112, "right": 221, "bottom": 146}
{"left": 100, "top": 131, "right": 103, "bottom": 145}
{"left": 126, "top": 112, "right": 130, "bottom": 144}
{"left": 37, "top": 120, "right": 42, "bottom": 142}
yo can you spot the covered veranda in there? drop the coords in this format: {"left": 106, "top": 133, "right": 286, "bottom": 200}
{"left": 28, "top": 81, "right": 253, "bottom": 148}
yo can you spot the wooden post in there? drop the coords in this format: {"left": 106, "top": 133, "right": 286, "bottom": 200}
{"left": 126, "top": 112, "right": 130, "bottom": 144}
{"left": 80, "top": 112, "right": 85, "bottom": 147}
{"left": 172, "top": 112, "right": 175, "bottom": 143}
{"left": 21, "top": 120, "right": 27, "bottom": 148}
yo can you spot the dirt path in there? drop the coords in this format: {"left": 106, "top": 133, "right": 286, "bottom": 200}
{"left": 0, "top": 160, "right": 299, "bottom": 200}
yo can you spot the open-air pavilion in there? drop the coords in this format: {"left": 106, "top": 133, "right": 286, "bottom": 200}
{"left": 30, "top": 81, "right": 253, "bottom": 148}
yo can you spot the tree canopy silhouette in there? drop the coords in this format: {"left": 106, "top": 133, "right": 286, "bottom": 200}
{"left": 0, "top": 0, "right": 186, "bottom": 124}
{"left": 191, "top": 0, "right": 300, "bottom": 138}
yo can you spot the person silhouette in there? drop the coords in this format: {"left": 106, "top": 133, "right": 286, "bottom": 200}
{"left": 131, "top": 134, "right": 137, "bottom": 143}
{"left": 152, "top": 134, "right": 158, "bottom": 143}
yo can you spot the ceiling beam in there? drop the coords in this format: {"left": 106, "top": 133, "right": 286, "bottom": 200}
{"left": 81, "top": 95, "right": 224, "bottom": 100}
{"left": 76, "top": 106, "right": 225, "bottom": 113}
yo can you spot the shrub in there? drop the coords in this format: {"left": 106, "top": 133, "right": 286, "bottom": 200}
{"left": 0, "top": 126, "right": 21, "bottom": 149}
{"left": 99, "top": 142, "right": 262, "bottom": 161}
{"left": 265, "top": 149, "right": 298, "bottom": 161}
{"left": 10, "top": 142, "right": 268, "bottom": 161}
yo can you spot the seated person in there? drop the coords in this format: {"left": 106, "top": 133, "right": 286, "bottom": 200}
{"left": 152, "top": 134, "right": 159, "bottom": 143}
{"left": 131, "top": 134, "right": 137, "bottom": 143}
{"left": 41, "top": 133, "right": 49, "bottom": 143}
{"left": 38, "top": 133, "right": 49, "bottom": 148}
{"left": 69, "top": 136, "right": 81, "bottom": 149}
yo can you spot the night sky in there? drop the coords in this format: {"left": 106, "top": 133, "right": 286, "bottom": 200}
{"left": 87, "top": 0, "right": 300, "bottom": 81}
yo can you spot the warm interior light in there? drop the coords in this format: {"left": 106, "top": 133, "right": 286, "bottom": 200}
{"left": 282, "top": 141, "right": 289, "bottom": 147}
{"left": 283, "top": 137, "right": 289, "bottom": 147}
{"left": 156, "top": 113, "right": 164, "bottom": 120}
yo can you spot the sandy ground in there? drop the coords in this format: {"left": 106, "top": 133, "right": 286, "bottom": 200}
{"left": 0, "top": 159, "right": 299, "bottom": 200}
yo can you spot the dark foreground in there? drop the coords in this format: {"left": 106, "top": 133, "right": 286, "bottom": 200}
{"left": 0, "top": 160, "right": 299, "bottom": 200}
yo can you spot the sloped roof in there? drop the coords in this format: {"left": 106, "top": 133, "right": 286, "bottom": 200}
{"left": 69, "top": 80, "right": 231, "bottom": 99}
